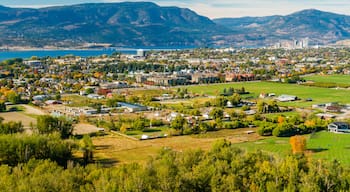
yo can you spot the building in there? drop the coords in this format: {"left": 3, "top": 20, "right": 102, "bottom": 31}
{"left": 147, "top": 76, "right": 188, "bottom": 86}
{"left": 100, "top": 81, "right": 129, "bottom": 89}
{"left": 24, "top": 60, "right": 42, "bottom": 67}
{"left": 118, "top": 102, "right": 147, "bottom": 112}
{"left": 328, "top": 122, "right": 350, "bottom": 133}
{"left": 276, "top": 95, "right": 297, "bottom": 102}
{"left": 191, "top": 73, "right": 220, "bottom": 84}
{"left": 137, "top": 49, "right": 146, "bottom": 57}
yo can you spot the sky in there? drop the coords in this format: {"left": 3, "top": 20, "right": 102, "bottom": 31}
{"left": 2, "top": 0, "right": 350, "bottom": 19}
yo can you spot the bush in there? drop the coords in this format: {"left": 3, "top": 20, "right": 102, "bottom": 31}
{"left": 257, "top": 126, "right": 274, "bottom": 136}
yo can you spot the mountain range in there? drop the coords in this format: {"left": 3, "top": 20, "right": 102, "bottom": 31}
{"left": 214, "top": 9, "right": 350, "bottom": 47}
{"left": 0, "top": 2, "right": 350, "bottom": 48}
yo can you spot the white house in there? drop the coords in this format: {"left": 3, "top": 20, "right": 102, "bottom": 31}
{"left": 328, "top": 122, "right": 350, "bottom": 133}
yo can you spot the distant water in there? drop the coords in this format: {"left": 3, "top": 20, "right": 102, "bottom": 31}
{"left": 0, "top": 46, "right": 194, "bottom": 61}
{"left": 0, "top": 49, "right": 130, "bottom": 61}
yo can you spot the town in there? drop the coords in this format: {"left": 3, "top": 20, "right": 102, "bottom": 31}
{"left": 1, "top": 47, "right": 350, "bottom": 191}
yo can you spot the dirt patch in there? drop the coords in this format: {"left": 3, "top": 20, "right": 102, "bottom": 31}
{"left": 0, "top": 112, "right": 36, "bottom": 133}
{"left": 20, "top": 104, "right": 46, "bottom": 115}
{"left": 74, "top": 123, "right": 100, "bottom": 135}
{"left": 0, "top": 112, "right": 35, "bottom": 126}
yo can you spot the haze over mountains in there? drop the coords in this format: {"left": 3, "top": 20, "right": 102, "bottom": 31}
{"left": 0, "top": 2, "right": 350, "bottom": 48}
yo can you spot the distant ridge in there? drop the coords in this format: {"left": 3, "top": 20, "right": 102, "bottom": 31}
{"left": 0, "top": 2, "right": 227, "bottom": 48}
{"left": 214, "top": 9, "right": 350, "bottom": 46}
{"left": 0, "top": 3, "right": 350, "bottom": 48}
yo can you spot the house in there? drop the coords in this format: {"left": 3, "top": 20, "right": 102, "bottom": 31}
{"left": 276, "top": 95, "right": 298, "bottom": 102}
{"left": 328, "top": 122, "right": 350, "bottom": 133}
{"left": 45, "top": 100, "right": 63, "bottom": 105}
{"left": 84, "top": 109, "right": 98, "bottom": 115}
{"left": 87, "top": 94, "right": 104, "bottom": 99}
{"left": 118, "top": 102, "right": 147, "bottom": 113}
{"left": 325, "top": 105, "right": 342, "bottom": 113}
{"left": 33, "top": 95, "right": 49, "bottom": 101}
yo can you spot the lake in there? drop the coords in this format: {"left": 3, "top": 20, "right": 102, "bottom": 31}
{"left": 0, "top": 49, "right": 132, "bottom": 61}
{"left": 0, "top": 47, "right": 193, "bottom": 61}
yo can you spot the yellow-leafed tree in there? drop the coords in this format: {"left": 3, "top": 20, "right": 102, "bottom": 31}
{"left": 290, "top": 135, "right": 306, "bottom": 154}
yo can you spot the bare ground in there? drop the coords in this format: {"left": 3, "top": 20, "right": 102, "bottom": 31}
{"left": 20, "top": 104, "right": 46, "bottom": 115}
{"left": 92, "top": 128, "right": 261, "bottom": 166}
{"left": 0, "top": 112, "right": 36, "bottom": 127}
{"left": 74, "top": 123, "right": 100, "bottom": 135}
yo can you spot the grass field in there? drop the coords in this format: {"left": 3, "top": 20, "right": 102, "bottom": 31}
{"left": 304, "top": 74, "right": 350, "bottom": 84}
{"left": 181, "top": 81, "right": 350, "bottom": 107}
{"left": 0, "top": 112, "right": 36, "bottom": 127}
{"left": 307, "top": 131, "right": 350, "bottom": 165}
{"left": 92, "top": 130, "right": 350, "bottom": 166}
{"left": 62, "top": 95, "right": 102, "bottom": 107}
{"left": 92, "top": 128, "right": 261, "bottom": 166}
{"left": 235, "top": 131, "right": 350, "bottom": 165}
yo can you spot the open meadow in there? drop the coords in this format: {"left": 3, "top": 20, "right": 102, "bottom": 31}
{"left": 92, "top": 128, "right": 261, "bottom": 166}
{"left": 181, "top": 81, "right": 350, "bottom": 107}
{"left": 92, "top": 130, "right": 350, "bottom": 166}
{"left": 0, "top": 112, "right": 36, "bottom": 128}
{"left": 234, "top": 131, "right": 350, "bottom": 165}
{"left": 304, "top": 74, "right": 350, "bottom": 84}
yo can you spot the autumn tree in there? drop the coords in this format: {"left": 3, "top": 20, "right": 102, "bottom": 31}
{"left": 290, "top": 135, "right": 306, "bottom": 154}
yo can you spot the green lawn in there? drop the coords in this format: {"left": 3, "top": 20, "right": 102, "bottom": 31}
{"left": 125, "top": 126, "right": 170, "bottom": 139}
{"left": 234, "top": 131, "right": 350, "bottom": 165}
{"left": 62, "top": 94, "right": 104, "bottom": 107}
{"left": 182, "top": 81, "right": 350, "bottom": 107}
{"left": 307, "top": 131, "right": 350, "bottom": 165}
{"left": 304, "top": 74, "right": 350, "bottom": 84}
{"left": 234, "top": 137, "right": 292, "bottom": 156}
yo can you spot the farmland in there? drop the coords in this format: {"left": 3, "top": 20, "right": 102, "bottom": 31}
{"left": 304, "top": 74, "right": 350, "bottom": 84}
{"left": 92, "top": 128, "right": 261, "bottom": 165}
{"left": 181, "top": 81, "right": 350, "bottom": 107}
{"left": 234, "top": 131, "right": 350, "bottom": 165}
{"left": 91, "top": 130, "right": 350, "bottom": 166}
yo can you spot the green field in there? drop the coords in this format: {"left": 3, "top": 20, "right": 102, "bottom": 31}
{"left": 235, "top": 131, "right": 350, "bottom": 165}
{"left": 234, "top": 137, "right": 291, "bottom": 156}
{"left": 307, "top": 131, "right": 350, "bottom": 164}
{"left": 62, "top": 94, "right": 104, "bottom": 107}
{"left": 182, "top": 81, "right": 350, "bottom": 107}
{"left": 304, "top": 74, "right": 350, "bottom": 84}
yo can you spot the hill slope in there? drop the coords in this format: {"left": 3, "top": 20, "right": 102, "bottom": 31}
{"left": 0, "top": 2, "right": 226, "bottom": 47}
{"left": 214, "top": 9, "right": 350, "bottom": 46}
{"left": 1, "top": 4, "right": 350, "bottom": 48}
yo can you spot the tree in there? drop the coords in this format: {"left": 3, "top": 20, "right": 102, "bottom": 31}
{"left": 79, "top": 135, "right": 94, "bottom": 165}
{"left": 7, "top": 91, "right": 21, "bottom": 104}
{"left": 214, "top": 96, "right": 227, "bottom": 107}
{"left": 132, "top": 117, "right": 146, "bottom": 131}
{"left": 55, "top": 93, "right": 61, "bottom": 100}
{"left": 210, "top": 108, "right": 224, "bottom": 120}
{"left": 0, "top": 101, "right": 6, "bottom": 112}
{"left": 85, "top": 88, "right": 94, "bottom": 95}
{"left": 229, "top": 93, "right": 241, "bottom": 106}
{"left": 171, "top": 115, "right": 186, "bottom": 134}
{"left": 0, "top": 121, "right": 23, "bottom": 134}
{"left": 290, "top": 135, "right": 306, "bottom": 154}
{"left": 36, "top": 115, "right": 73, "bottom": 139}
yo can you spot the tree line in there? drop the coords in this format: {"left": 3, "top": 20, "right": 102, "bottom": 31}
{"left": 0, "top": 140, "right": 349, "bottom": 191}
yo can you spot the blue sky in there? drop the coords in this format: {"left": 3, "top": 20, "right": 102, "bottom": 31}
{"left": 2, "top": 0, "right": 350, "bottom": 18}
